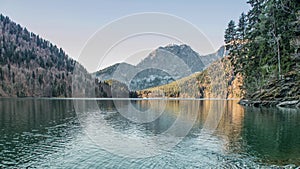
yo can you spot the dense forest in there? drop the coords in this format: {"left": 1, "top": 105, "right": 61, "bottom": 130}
{"left": 224, "top": 0, "right": 300, "bottom": 102}
{"left": 0, "top": 14, "right": 79, "bottom": 97}
{"left": 94, "top": 79, "right": 138, "bottom": 98}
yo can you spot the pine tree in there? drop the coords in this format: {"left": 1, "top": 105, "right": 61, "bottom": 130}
{"left": 224, "top": 20, "right": 237, "bottom": 51}
{"left": 225, "top": 0, "right": 300, "bottom": 96}
{"left": 237, "top": 13, "right": 247, "bottom": 40}
{"left": 235, "top": 13, "right": 248, "bottom": 72}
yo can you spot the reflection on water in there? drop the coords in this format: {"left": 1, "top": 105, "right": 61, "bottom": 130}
{"left": 0, "top": 99, "right": 75, "bottom": 131}
{"left": 242, "top": 107, "right": 300, "bottom": 165}
{"left": 0, "top": 98, "right": 78, "bottom": 168}
{"left": 0, "top": 98, "right": 299, "bottom": 168}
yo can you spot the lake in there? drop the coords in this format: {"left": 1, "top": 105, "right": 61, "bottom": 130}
{"left": 0, "top": 98, "right": 299, "bottom": 168}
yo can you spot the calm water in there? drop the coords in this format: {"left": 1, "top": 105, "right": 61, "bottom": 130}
{"left": 0, "top": 98, "right": 300, "bottom": 168}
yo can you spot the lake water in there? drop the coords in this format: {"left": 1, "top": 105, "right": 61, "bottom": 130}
{"left": 0, "top": 98, "right": 299, "bottom": 168}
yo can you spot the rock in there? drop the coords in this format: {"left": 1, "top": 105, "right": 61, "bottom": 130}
{"left": 276, "top": 100, "right": 299, "bottom": 108}
{"left": 239, "top": 99, "right": 280, "bottom": 107}
{"left": 261, "top": 101, "right": 278, "bottom": 107}
{"left": 252, "top": 101, "right": 262, "bottom": 107}
{"left": 296, "top": 102, "right": 300, "bottom": 109}
{"left": 238, "top": 99, "right": 249, "bottom": 106}
{"left": 243, "top": 69, "right": 299, "bottom": 108}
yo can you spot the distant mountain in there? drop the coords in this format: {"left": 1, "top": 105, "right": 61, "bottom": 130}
{"left": 94, "top": 62, "right": 136, "bottom": 82}
{"left": 137, "top": 44, "right": 205, "bottom": 73}
{"left": 0, "top": 14, "right": 88, "bottom": 97}
{"left": 200, "top": 46, "right": 225, "bottom": 68}
{"left": 94, "top": 44, "right": 225, "bottom": 90}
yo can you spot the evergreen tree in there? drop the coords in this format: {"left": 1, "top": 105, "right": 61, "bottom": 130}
{"left": 225, "top": 0, "right": 300, "bottom": 96}
{"left": 237, "top": 13, "right": 247, "bottom": 40}
{"left": 224, "top": 20, "right": 237, "bottom": 51}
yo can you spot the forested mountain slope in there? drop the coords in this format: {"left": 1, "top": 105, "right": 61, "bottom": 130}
{"left": 0, "top": 14, "right": 86, "bottom": 97}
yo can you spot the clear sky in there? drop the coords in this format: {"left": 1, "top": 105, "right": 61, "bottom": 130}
{"left": 0, "top": 0, "right": 250, "bottom": 70}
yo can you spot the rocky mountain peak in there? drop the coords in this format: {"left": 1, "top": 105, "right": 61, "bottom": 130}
{"left": 158, "top": 44, "right": 196, "bottom": 57}
{"left": 94, "top": 44, "right": 225, "bottom": 91}
{"left": 138, "top": 44, "right": 205, "bottom": 73}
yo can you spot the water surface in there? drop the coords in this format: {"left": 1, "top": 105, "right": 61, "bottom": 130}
{"left": 0, "top": 98, "right": 299, "bottom": 168}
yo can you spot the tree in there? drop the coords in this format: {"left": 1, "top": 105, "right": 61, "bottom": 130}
{"left": 237, "top": 13, "right": 247, "bottom": 40}
{"left": 224, "top": 20, "right": 237, "bottom": 51}
{"left": 32, "top": 71, "right": 35, "bottom": 79}
{"left": 38, "top": 74, "right": 43, "bottom": 85}
{"left": 0, "top": 14, "right": 78, "bottom": 97}
{"left": 0, "top": 67, "right": 3, "bottom": 80}
{"left": 234, "top": 13, "right": 248, "bottom": 72}
{"left": 260, "top": 0, "right": 299, "bottom": 79}
{"left": 225, "top": 0, "right": 300, "bottom": 96}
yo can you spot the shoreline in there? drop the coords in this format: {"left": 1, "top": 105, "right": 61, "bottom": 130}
{"left": 1, "top": 97, "right": 299, "bottom": 109}
{"left": 0, "top": 97, "right": 240, "bottom": 101}
{"left": 239, "top": 99, "right": 300, "bottom": 109}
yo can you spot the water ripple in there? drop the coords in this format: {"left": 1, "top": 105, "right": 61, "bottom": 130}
{"left": 1, "top": 100, "right": 300, "bottom": 168}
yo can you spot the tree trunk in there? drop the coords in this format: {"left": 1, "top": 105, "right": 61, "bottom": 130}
{"left": 276, "top": 37, "right": 281, "bottom": 79}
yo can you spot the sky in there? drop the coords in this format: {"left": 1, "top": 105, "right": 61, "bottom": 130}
{"left": 0, "top": 0, "right": 250, "bottom": 71}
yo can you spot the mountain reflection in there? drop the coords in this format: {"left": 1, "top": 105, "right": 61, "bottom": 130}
{"left": 1, "top": 99, "right": 299, "bottom": 167}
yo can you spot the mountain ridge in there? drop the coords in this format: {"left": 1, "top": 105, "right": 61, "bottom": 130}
{"left": 94, "top": 44, "right": 225, "bottom": 90}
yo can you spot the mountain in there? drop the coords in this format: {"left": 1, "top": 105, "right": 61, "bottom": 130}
{"left": 0, "top": 14, "right": 226, "bottom": 98}
{"left": 94, "top": 44, "right": 225, "bottom": 91}
{"left": 137, "top": 44, "right": 205, "bottom": 73}
{"left": 94, "top": 62, "right": 136, "bottom": 82}
{"left": 0, "top": 14, "right": 88, "bottom": 97}
{"left": 138, "top": 56, "right": 244, "bottom": 99}
{"left": 200, "top": 46, "right": 225, "bottom": 68}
